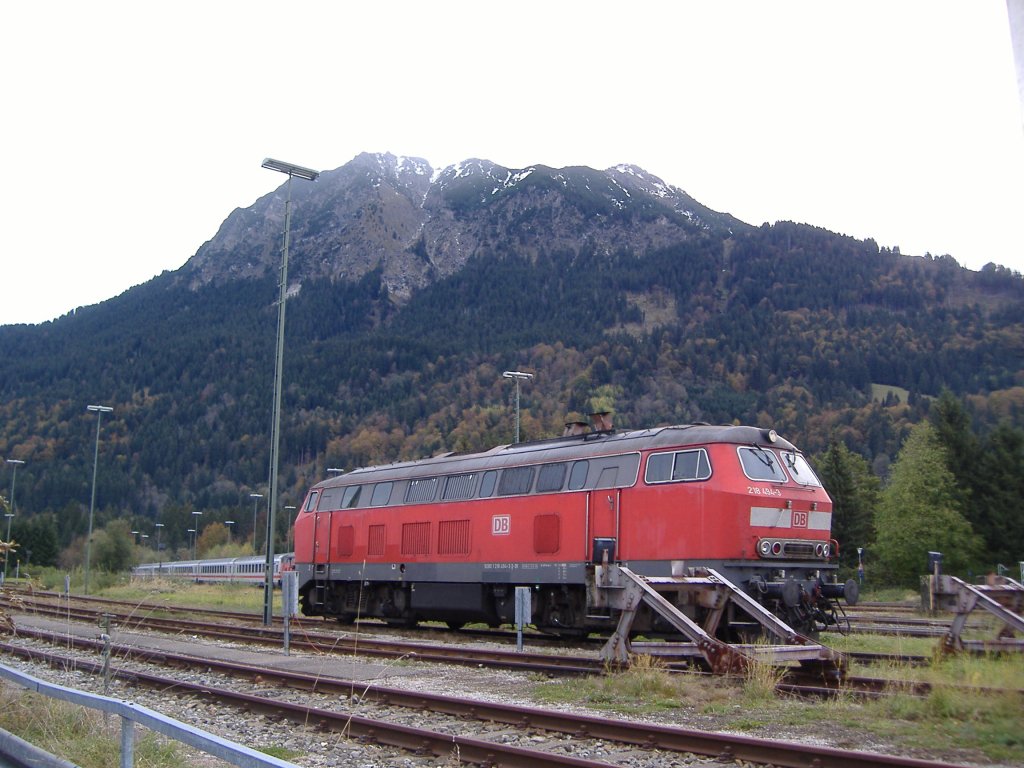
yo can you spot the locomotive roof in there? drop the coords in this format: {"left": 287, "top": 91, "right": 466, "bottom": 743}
{"left": 313, "top": 423, "right": 797, "bottom": 490}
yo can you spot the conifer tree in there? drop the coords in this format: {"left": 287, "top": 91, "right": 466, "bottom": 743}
{"left": 815, "top": 440, "right": 878, "bottom": 575}
{"left": 874, "top": 422, "right": 982, "bottom": 586}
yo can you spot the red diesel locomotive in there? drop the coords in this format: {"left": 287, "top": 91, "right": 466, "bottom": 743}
{"left": 293, "top": 419, "right": 856, "bottom": 639}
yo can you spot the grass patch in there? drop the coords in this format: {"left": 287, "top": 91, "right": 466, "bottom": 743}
{"left": 100, "top": 578, "right": 267, "bottom": 613}
{"left": 532, "top": 654, "right": 731, "bottom": 715}
{"left": 853, "top": 686, "right": 1023, "bottom": 763}
{"left": 821, "top": 631, "right": 935, "bottom": 658}
{"left": 0, "top": 686, "right": 182, "bottom": 768}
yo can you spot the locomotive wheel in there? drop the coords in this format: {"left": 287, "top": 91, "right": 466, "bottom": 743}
{"left": 445, "top": 621, "right": 466, "bottom": 631}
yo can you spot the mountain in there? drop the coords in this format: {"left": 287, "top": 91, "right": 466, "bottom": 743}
{"left": 0, "top": 152, "right": 1022, "bottom": 561}
{"left": 182, "top": 153, "right": 746, "bottom": 302}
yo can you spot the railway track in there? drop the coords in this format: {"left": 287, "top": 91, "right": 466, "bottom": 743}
{"left": 0, "top": 628, "right": 981, "bottom": 768}
{"left": 4, "top": 593, "right": 942, "bottom": 684}
{"left": 3, "top": 591, "right": 936, "bottom": 669}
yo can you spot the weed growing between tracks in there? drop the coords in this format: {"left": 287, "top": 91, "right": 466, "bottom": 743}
{"left": 529, "top": 650, "right": 1024, "bottom": 765}
{"left": 532, "top": 654, "right": 732, "bottom": 715}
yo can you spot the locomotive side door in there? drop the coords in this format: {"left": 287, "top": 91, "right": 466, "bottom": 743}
{"left": 312, "top": 511, "right": 332, "bottom": 564}
{"left": 588, "top": 482, "right": 621, "bottom": 564}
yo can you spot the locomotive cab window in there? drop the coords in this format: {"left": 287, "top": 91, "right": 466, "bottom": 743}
{"left": 303, "top": 491, "right": 319, "bottom": 512}
{"left": 645, "top": 448, "right": 711, "bottom": 484}
{"left": 319, "top": 487, "right": 344, "bottom": 511}
{"left": 738, "top": 447, "right": 787, "bottom": 482}
{"left": 782, "top": 451, "right": 823, "bottom": 487}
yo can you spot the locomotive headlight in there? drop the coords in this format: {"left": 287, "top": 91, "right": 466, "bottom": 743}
{"left": 771, "top": 541, "right": 783, "bottom": 556}
{"left": 815, "top": 543, "right": 824, "bottom": 557}
{"left": 759, "top": 540, "right": 771, "bottom": 556}
{"left": 822, "top": 543, "right": 830, "bottom": 558}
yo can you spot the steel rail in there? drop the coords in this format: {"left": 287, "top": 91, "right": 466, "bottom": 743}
{"left": 0, "top": 638, "right": 976, "bottom": 768}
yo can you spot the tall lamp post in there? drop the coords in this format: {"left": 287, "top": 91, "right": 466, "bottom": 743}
{"left": 260, "top": 156, "right": 319, "bottom": 626}
{"left": 191, "top": 510, "right": 202, "bottom": 559}
{"left": 85, "top": 404, "right": 113, "bottom": 594}
{"left": 249, "top": 493, "right": 263, "bottom": 554}
{"left": 225, "top": 520, "right": 235, "bottom": 544}
{"left": 154, "top": 523, "right": 164, "bottom": 573}
{"left": 3, "top": 514, "right": 13, "bottom": 582}
{"left": 502, "top": 371, "right": 534, "bottom": 444}
{"left": 284, "top": 505, "right": 296, "bottom": 553}
{"left": 4, "top": 458, "right": 25, "bottom": 581}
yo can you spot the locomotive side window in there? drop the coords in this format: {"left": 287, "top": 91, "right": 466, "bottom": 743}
{"left": 645, "top": 453, "right": 673, "bottom": 483}
{"left": 303, "top": 491, "right": 319, "bottom": 512}
{"left": 595, "top": 466, "right": 618, "bottom": 488}
{"left": 646, "top": 449, "right": 711, "bottom": 484}
{"left": 319, "top": 487, "right": 344, "bottom": 510}
{"left": 479, "top": 470, "right": 497, "bottom": 497}
{"left": 674, "top": 449, "right": 710, "bottom": 481}
{"left": 498, "top": 466, "right": 535, "bottom": 496}
{"left": 342, "top": 485, "right": 362, "bottom": 508}
{"left": 370, "top": 482, "right": 393, "bottom": 506}
{"left": 536, "top": 462, "right": 567, "bottom": 493}
{"left": 782, "top": 451, "right": 823, "bottom": 487}
{"left": 568, "top": 460, "right": 589, "bottom": 490}
{"left": 443, "top": 473, "right": 476, "bottom": 500}
{"left": 738, "top": 447, "right": 787, "bottom": 482}
{"left": 406, "top": 477, "right": 438, "bottom": 503}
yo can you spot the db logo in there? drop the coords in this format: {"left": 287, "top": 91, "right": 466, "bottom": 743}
{"left": 492, "top": 515, "right": 511, "bottom": 535}
{"left": 792, "top": 511, "right": 809, "bottom": 528}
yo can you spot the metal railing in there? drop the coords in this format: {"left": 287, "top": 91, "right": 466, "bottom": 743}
{"left": 0, "top": 662, "right": 300, "bottom": 768}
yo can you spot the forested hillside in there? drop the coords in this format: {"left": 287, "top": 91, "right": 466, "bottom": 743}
{"left": 0, "top": 155, "right": 1022, "bottom": 577}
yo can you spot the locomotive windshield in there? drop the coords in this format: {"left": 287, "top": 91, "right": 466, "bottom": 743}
{"left": 782, "top": 451, "right": 823, "bottom": 487}
{"left": 738, "top": 446, "right": 787, "bottom": 482}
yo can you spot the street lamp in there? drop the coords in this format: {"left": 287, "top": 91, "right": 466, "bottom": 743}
{"left": 131, "top": 530, "right": 139, "bottom": 544}
{"left": 502, "top": 371, "right": 534, "bottom": 444}
{"left": 284, "top": 505, "right": 296, "bottom": 553}
{"left": 261, "top": 157, "right": 319, "bottom": 626}
{"left": 154, "top": 523, "right": 164, "bottom": 572}
{"left": 225, "top": 520, "right": 235, "bottom": 544}
{"left": 327, "top": 468, "right": 345, "bottom": 475}
{"left": 85, "top": 404, "right": 113, "bottom": 594}
{"left": 4, "top": 458, "right": 24, "bottom": 581}
{"left": 191, "top": 511, "right": 202, "bottom": 559}
{"left": 3, "top": 513, "right": 13, "bottom": 582}
{"left": 249, "top": 493, "right": 263, "bottom": 554}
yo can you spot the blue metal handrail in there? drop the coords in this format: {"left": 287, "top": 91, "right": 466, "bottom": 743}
{"left": 0, "top": 662, "right": 300, "bottom": 768}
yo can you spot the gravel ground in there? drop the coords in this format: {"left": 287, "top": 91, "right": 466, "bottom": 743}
{"left": 0, "top": 615, "right": 1011, "bottom": 768}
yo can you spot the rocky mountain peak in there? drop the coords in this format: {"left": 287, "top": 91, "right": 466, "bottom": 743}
{"left": 179, "top": 153, "right": 747, "bottom": 304}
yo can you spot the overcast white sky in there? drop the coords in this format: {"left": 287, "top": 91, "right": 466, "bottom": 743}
{"left": 2, "top": 1, "right": 1022, "bottom": 327}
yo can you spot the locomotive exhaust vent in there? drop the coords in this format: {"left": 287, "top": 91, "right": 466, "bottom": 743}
{"left": 589, "top": 412, "right": 613, "bottom": 432}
